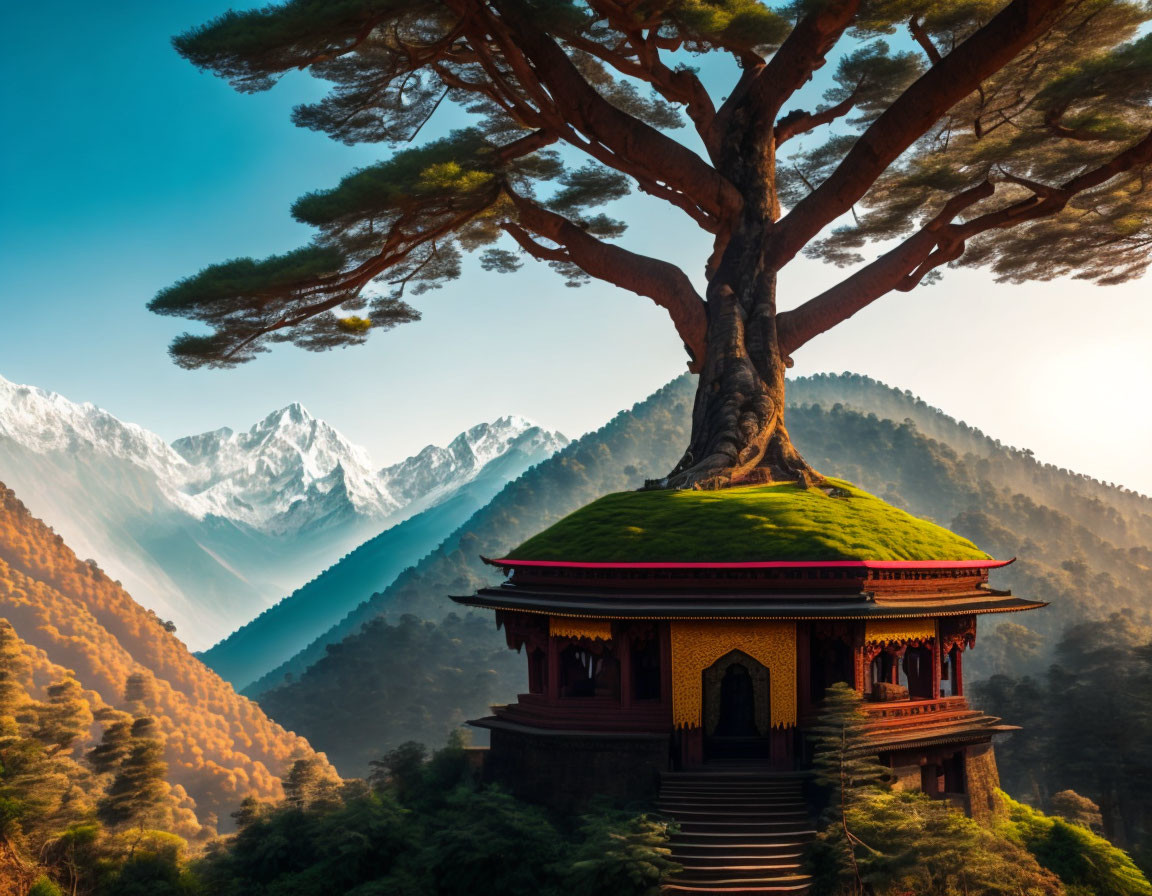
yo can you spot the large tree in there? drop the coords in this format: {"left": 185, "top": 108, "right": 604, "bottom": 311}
{"left": 154, "top": 0, "right": 1152, "bottom": 488}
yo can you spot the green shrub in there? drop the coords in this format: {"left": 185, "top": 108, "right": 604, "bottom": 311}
{"left": 999, "top": 794, "right": 1152, "bottom": 896}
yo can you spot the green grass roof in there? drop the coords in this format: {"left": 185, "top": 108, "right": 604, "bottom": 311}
{"left": 506, "top": 479, "right": 990, "bottom": 563}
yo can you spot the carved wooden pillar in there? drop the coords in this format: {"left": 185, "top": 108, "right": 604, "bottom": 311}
{"left": 619, "top": 627, "right": 633, "bottom": 710}
{"left": 546, "top": 636, "right": 560, "bottom": 702}
{"left": 954, "top": 647, "right": 964, "bottom": 696}
{"left": 853, "top": 622, "right": 867, "bottom": 695}
{"left": 931, "top": 637, "right": 942, "bottom": 699}
{"left": 659, "top": 622, "right": 673, "bottom": 712}
{"left": 797, "top": 623, "right": 812, "bottom": 719}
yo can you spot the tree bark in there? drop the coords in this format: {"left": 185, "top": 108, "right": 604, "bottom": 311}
{"left": 660, "top": 82, "right": 821, "bottom": 491}
{"left": 661, "top": 275, "right": 817, "bottom": 490}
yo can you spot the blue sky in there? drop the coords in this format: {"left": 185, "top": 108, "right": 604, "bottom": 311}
{"left": 2, "top": 1, "right": 1150, "bottom": 495}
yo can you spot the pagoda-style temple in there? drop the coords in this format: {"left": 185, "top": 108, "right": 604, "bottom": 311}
{"left": 452, "top": 482, "right": 1045, "bottom": 819}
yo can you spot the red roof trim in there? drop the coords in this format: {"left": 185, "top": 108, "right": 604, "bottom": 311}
{"left": 483, "top": 557, "right": 1015, "bottom": 571}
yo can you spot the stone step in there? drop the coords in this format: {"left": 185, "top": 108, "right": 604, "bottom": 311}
{"left": 661, "top": 780, "right": 804, "bottom": 788}
{"left": 671, "top": 831, "right": 815, "bottom": 845}
{"left": 678, "top": 856, "right": 805, "bottom": 871}
{"left": 660, "top": 771, "right": 814, "bottom": 896}
{"left": 662, "top": 808, "right": 810, "bottom": 821}
{"left": 663, "top": 806, "right": 806, "bottom": 819}
{"left": 665, "top": 768, "right": 805, "bottom": 776}
{"left": 663, "top": 787, "right": 806, "bottom": 792}
{"left": 678, "top": 864, "right": 805, "bottom": 880}
{"left": 661, "top": 786, "right": 805, "bottom": 796}
{"left": 662, "top": 787, "right": 806, "bottom": 796}
{"left": 677, "top": 819, "right": 816, "bottom": 835}
{"left": 662, "top": 787, "right": 804, "bottom": 794}
{"left": 663, "top": 876, "right": 812, "bottom": 893}
{"left": 672, "top": 843, "right": 806, "bottom": 856}
{"left": 662, "top": 793, "right": 803, "bottom": 802}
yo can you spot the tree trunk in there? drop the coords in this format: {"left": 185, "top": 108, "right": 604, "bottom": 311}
{"left": 656, "top": 76, "right": 822, "bottom": 491}
{"left": 660, "top": 201, "right": 819, "bottom": 484}
{"left": 661, "top": 281, "right": 816, "bottom": 490}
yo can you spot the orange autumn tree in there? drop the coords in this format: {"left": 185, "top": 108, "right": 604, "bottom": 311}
{"left": 154, "top": 0, "right": 1152, "bottom": 488}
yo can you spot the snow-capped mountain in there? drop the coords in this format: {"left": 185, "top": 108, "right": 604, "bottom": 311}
{"left": 0, "top": 376, "right": 202, "bottom": 513}
{"left": 0, "top": 372, "right": 567, "bottom": 649}
{"left": 380, "top": 416, "right": 562, "bottom": 510}
{"left": 173, "top": 403, "right": 401, "bottom": 534}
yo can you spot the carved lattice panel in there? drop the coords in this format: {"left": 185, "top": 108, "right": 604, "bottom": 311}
{"left": 669, "top": 621, "right": 797, "bottom": 730}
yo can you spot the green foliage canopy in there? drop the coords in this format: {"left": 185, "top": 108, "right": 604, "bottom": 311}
{"left": 155, "top": 0, "right": 1152, "bottom": 371}
{"left": 999, "top": 795, "right": 1152, "bottom": 896}
{"left": 196, "top": 736, "right": 679, "bottom": 896}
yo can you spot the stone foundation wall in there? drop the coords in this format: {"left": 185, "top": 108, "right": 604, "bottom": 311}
{"left": 881, "top": 740, "right": 1004, "bottom": 826}
{"left": 484, "top": 726, "right": 670, "bottom": 811}
{"left": 964, "top": 742, "right": 1003, "bottom": 825}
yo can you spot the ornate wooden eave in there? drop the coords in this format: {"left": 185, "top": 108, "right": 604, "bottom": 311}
{"left": 456, "top": 555, "right": 1044, "bottom": 619}
{"left": 450, "top": 586, "right": 1046, "bottom": 620}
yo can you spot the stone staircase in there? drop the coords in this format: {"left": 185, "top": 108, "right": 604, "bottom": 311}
{"left": 658, "top": 768, "right": 814, "bottom": 895}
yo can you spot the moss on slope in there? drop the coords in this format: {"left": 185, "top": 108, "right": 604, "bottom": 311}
{"left": 506, "top": 479, "right": 989, "bottom": 563}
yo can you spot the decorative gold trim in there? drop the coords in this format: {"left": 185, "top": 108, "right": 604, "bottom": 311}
{"left": 865, "top": 619, "right": 937, "bottom": 646}
{"left": 669, "top": 621, "right": 797, "bottom": 730}
{"left": 549, "top": 617, "right": 612, "bottom": 641}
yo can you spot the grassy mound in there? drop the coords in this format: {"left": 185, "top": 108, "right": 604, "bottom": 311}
{"left": 506, "top": 479, "right": 989, "bottom": 563}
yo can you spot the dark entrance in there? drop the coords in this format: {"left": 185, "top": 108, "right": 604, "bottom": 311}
{"left": 715, "top": 664, "right": 757, "bottom": 736}
{"left": 703, "top": 651, "right": 771, "bottom": 761}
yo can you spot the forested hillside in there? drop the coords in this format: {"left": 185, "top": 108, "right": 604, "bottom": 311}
{"left": 0, "top": 483, "right": 335, "bottom": 831}
{"left": 256, "top": 374, "right": 1152, "bottom": 775}
{"left": 973, "top": 614, "right": 1152, "bottom": 864}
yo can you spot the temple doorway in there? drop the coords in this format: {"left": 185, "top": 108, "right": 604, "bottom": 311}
{"left": 703, "top": 650, "right": 771, "bottom": 761}
{"left": 716, "top": 664, "right": 757, "bottom": 735}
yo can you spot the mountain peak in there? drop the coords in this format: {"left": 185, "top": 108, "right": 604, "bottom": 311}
{"left": 0, "top": 372, "right": 197, "bottom": 496}
{"left": 379, "top": 415, "right": 567, "bottom": 508}
{"left": 175, "top": 403, "right": 395, "bottom": 529}
{"left": 265, "top": 402, "right": 313, "bottom": 428}
{"left": 2, "top": 369, "right": 567, "bottom": 546}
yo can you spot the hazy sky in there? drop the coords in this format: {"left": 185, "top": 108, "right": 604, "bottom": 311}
{"left": 2, "top": 1, "right": 1150, "bottom": 495}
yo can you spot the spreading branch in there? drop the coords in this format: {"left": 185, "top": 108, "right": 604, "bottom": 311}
{"left": 778, "top": 125, "right": 1152, "bottom": 355}
{"left": 766, "top": 0, "right": 1070, "bottom": 272}
{"left": 908, "top": 16, "right": 943, "bottom": 65}
{"left": 775, "top": 92, "right": 859, "bottom": 145}
{"left": 163, "top": 0, "right": 1152, "bottom": 390}
{"left": 484, "top": 0, "right": 740, "bottom": 226}
{"left": 507, "top": 192, "right": 708, "bottom": 370}
{"left": 742, "top": 0, "right": 861, "bottom": 123}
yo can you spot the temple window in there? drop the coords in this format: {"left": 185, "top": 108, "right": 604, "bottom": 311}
{"left": 903, "top": 645, "right": 934, "bottom": 699}
{"left": 869, "top": 651, "right": 900, "bottom": 688}
{"left": 559, "top": 645, "right": 596, "bottom": 697}
{"left": 559, "top": 644, "right": 620, "bottom": 698}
